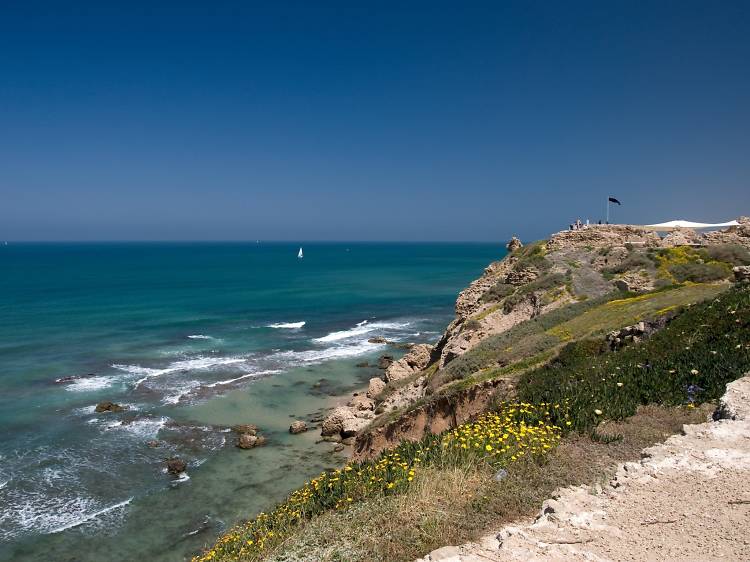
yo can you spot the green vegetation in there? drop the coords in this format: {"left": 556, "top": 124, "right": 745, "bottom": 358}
{"left": 194, "top": 403, "right": 562, "bottom": 562}
{"left": 518, "top": 285, "right": 750, "bottom": 433}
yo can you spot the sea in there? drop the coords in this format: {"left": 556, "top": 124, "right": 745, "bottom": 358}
{"left": 0, "top": 242, "right": 504, "bottom": 561}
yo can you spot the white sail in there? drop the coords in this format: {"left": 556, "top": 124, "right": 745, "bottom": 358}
{"left": 298, "top": 247, "right": 303, "bottom": 259}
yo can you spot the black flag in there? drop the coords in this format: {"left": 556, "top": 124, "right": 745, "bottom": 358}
{"left": 608, "top": 197, "right": 621, "bottom": 205}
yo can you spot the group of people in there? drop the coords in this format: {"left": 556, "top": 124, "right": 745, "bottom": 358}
{"left": 569, "top": 218, "right": 605, "bottom": 230}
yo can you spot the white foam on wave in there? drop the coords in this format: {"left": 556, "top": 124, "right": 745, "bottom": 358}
{"left": 267, "top": 321, "right": 306, "bottom": 329}
{"left": 314, "top": 320, "right": 411, "bottom": 343}
{"left": 272, "top": 340, "right": 380, "bottom": 364}
{"left": 64, "top": 376, "right": 116, "bottom": 392}
{"left": 187, "top": 334, "right": 213, "bottom": 340}
{"left": 204, "top": 369, "right": 282, "bottom": 388}
{"left": 103, "top": 417, "right": 169, "bottom": 439}
{"left": 112, "top": 356, "right": 247, "bottom": 388}
{"left": 47, "top": 497, "right": 133, "bottom": 534}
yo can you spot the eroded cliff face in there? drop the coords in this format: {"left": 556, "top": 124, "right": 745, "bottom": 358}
{"left": 325, "top": 220, "right": 750, "bottom": 455}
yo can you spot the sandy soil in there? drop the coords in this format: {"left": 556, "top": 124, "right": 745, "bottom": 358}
{"left": 417, "top": 376, "right": 750, "bottom": 562}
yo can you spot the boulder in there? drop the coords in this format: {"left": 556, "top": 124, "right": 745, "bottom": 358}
{"left": 347, "top": 395, "right": 375, "bottom": 411}
{"left": 166, "top": 457, "right": 187, "bottom": 475}
{"left": 384, "top": 344, "right": 433, "bottom": 383}
{"left": 289, "top": 420, "right": 308, "bottom": 434}
{"left": 506, "top": 236, "right": 523, "bottom": 253}
{"left": 231, "top": 424, "right": 258, "bottom": 435}
{"left": 95, "top": 401, "right": 126, "bottom": 413}
{"left": 366, "top": 377, "right": 386, "bottom": 398}
{"left": 236, "top": 434, "right": 266, "bottom": 449}
{"left": 377, "top": 355, "right": 394, "bottom": 369}
{"left": 146, "top": 440, "right": 161, "bottom": 448}
{"left": 321, "top": 407, "right": 353, "bottom": 437}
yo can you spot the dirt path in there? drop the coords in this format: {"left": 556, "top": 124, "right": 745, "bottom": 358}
{"left": 417, "top": 376, "right": 750, "bottom": 562}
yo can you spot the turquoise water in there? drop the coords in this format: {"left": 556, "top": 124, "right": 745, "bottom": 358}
{"left": 0, "top": 242, "right": 503, "bottom": 561}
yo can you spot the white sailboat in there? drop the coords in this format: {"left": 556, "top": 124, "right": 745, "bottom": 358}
{"left": 297, "top": 247, "right": 303, "bottom": 259}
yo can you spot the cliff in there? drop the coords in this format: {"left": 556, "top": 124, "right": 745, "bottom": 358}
{"left": 319, "top": 219, "right": 750, "bottom": 458}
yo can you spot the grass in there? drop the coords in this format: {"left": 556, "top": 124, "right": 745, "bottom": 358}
{"left": 261, "top": 404, "right": 710, "bottom": 562}
{"left": 194, "top": 403, "right": 562, "bottom": 562}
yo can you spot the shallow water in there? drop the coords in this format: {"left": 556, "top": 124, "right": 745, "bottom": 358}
{"left": 0, "top": 242, "right": 503, "bottom": 561}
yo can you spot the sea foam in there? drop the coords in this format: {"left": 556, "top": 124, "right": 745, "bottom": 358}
{"left": 267, "top": 321, "right": 306, "bottom": 329}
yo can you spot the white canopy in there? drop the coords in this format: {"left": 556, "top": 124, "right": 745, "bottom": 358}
{"left": 642, "top": 219, "right": 739, "bottom": 231}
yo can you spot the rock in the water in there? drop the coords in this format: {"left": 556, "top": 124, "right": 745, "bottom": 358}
{"left": 166, "top": 457, "right": 187, "bottom": 475}
{"left": 289, "top": 420, "right": 308, "bottom": 434}
{"left": 377, "top": 355, "right": 394, "bottom": 369}
{"left": 95, "top": 401, "right": 126, "bottom": 413}
{"left": 146, "top": 440, "right": 161, "bottom": 448}
{"left": 333, "top": 444, "right": 345, "bottom": 452}
{"left": 366, "top": 377, "right": 386, "bottom": 398}
{"left": 506, "top": 236, "right": 523, "bottom": 252}
{"left": 231, "top": 424, "right": 258, "bottom": 435}
{"left": 355, "top": 361, "right": 370, "bottom": 368}
{"left": 368, "top": 336, "right": 389, "bottom": 344}
{"left": 236, "top": 434, "right": 266, "bottom": 449}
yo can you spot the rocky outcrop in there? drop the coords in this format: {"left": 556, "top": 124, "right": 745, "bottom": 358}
{"left": 231, "top": 424, "right": 258, "bottom": 435}
{"left": 384, "top": 343, "right": 433, "bottom": 383}
{"left": 366, "top": 377, "right": 386, "bottom": 398}
{"left": 702, "top": 216, "right": 750, "bottom": 249}
{"left": 353, "top": 378, "right": 514, "bottom": 461}
{"left": 95, "top": 401, "right": 126, "bottom": 413}
{"left": 660, "top": 228, "right": 702, "bottom": 247}
{"left": 547, "top": 224, "right": 661, "bottom": 252}
{"left": 289, "top": 420, "right": 308, "bottom": 434}
{"left": 506, "top": 237, "right": 523, "bottom": 252}
{"left": 321, "top": 405, "right": 373, "bottom": 442}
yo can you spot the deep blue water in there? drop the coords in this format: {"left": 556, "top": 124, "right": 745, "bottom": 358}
{"left": 0, "top": 242, "right": 503, "bottom": 561}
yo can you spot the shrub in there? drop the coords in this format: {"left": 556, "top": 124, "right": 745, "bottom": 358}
{"left": 702, "top": 244, "right": 750, "bottom": 266}
{"left": 463, "top": 319, "right": 481, "bottom": 332}
{"left": 602, "top": 252, "right": 653, "bottom": 275}
{"left": 481, "top": 281, "right": 515, "bottom": 303}
{"left": 668, "top": 261, "right": 731, "bottom": 283}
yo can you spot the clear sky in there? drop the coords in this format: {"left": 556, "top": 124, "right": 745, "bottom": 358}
{"left": 1, "top": 1, "right": 749, "bottom": 241}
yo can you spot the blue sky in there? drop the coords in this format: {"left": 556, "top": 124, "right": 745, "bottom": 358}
{"left": 1, "top": 1, "right": 748, "bottom": 241}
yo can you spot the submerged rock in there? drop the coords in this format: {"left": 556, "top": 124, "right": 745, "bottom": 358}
{"left": 289, "top": 420, "right": 308, "bottom": 434}
{"left": 95, "top": 401, "right": 126, "bottom": 413}
{"left": 377, "top": 355, "right": 394, "bottom": 369}
{"left": 231, "top": 424, "right": 258, "bottom": 435}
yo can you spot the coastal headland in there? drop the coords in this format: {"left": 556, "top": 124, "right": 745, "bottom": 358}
{"left": 195, "top": 218, "right": 750, "bottom": 561}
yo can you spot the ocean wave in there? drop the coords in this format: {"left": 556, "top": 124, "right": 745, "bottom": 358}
{"left": 64, "top": 376, "right": 117, "bottom": 393}
{"left": 204, "top": 369, "right": 281, "bottom": 388}
{"left": 112, "top": 356, "right": 247, "bottom": 388}
{"left": 271, "top": 341, "right": 380, "bottom": 364}
{"left": 267, "top": 321, "right": 306, "bottom": 329}
{"left": 102, "top": 417, "right": 169, "bottom": 439}
{"left": 313, "top": 320, "right": 411, "bottom": 343}
{"left": 48, "top": 497, "right": 133, "bottom": 534}
{"left": 187, "top": 334, "right": 213, "bottom": 340}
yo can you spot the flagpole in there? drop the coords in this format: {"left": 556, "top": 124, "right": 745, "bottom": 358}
{"left": 606, "top": 198, "right": 609, "bottom": 224}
